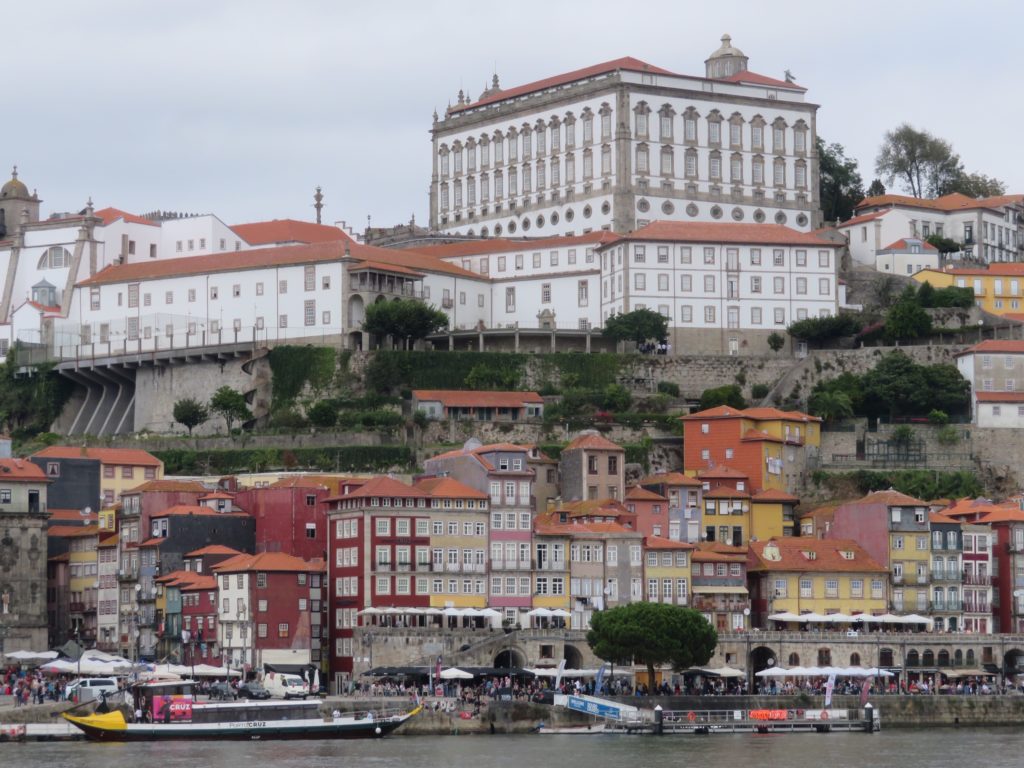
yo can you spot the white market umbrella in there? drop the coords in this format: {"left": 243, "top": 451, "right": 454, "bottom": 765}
{"left": 798, "top": 612, "right": 828, "bottom": 623}
{"left": 527, "top": 608, "right": 553, "bottom": 617}
{"left": 4, "top": 650, "right": 58, "bottom": 662}
{"left": 440, "top": 667, "right": 474, "bottom": 680}
{"left": 767, "top": 612, "right": 801, "bottom": 622}
{"left": 549, "top": 609, "right": 571, "bottom": 618}
{"left": 901, "top": 613, "right": 934, "bottom": 628}
{"left": 702, "top": 665, "right": 746, "bottom": 678}
{"left": 191, "top": 664, "right": 241, "bottom": 677}
{"left": 478, "top": 608, "right": 501, "bottom": 617}
{"left": 824, "top": 613, "right": 856, "bottom": 624}
{"left": 423, "top": 608, "right": 444, "bottom": 616}
{"left": 755, "top": 667, "right": 791, "bottom": 677}
{"left": 358, "top": 607, "right": 382, "bottom": 616}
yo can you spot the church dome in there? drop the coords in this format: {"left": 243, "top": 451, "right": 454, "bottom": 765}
{"left": 1, "top": 167, "right": 29, "bottom": 199}
{"left": 705, "top": 34, "right": 749, "bottom": 79}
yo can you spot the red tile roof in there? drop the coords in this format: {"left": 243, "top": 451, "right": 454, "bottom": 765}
{"left": 852, "top": 489, "right": 927, "bottom": 507}
{"left": 748, "top": 537, "right": 887, "bottom": 573}
{"left": 717, "top": 69, "right": 806, "bottom": 91}
{"left": 741, "top": 428, "right": 783, "bottom": 443}
{"left": 414, "top": 390, "right": 543, "bottom": 408}
{"left": 838, "top": 210, "right": 890, "bottom": 228}
{"left": 409, "top": 231, "right": 617, "bottom": 259}
{"left": 186, "top": 545, "right": 243, "bottom": 557}
{"left": 428, "top": 441, "right": 531, "bottom": 463}
{"left": 696, "top": 467, "right": 748, "bottom": 480}
{"left": 929, "top": 511, "right": 960, "bottom": 525}
{"left": 976, "top": 392, "right": 1024, "bottom": 403}
{"left": 179, "top": 574, "right": 217, "bottom": 591}
{"left": 99, "top": 534, "right": 119, "bottom": 547}
{"left": 33, "top": 446, "right": 162, "bottom": 466}
{"left": 917, "top": 264, "right": 1024, "bottom": 278}
{"left": 139, "top": 536, "right": 165, "bottom": 547}
{"left": 413, "top": 476, "right": 489, "bottom": 499}
{"left": 880, "top": 238, "right": 938, "bottom": 252}
{"left": 0, "top": 459, "right": 47, "bottom": 481}
{"left": 625, "top": 486, "right": 666, "bottom": 501}
{"left": 121, "top": 479, "right": 207, "bottom": 494}
{"left": 682, "top": 405, "right": 819, "bottom": 422}
{"left": 212, "top": 551, "right": 324, "bottom": 573}
{"left": 77, "top": 239, "right": 479, "bottom": 287}
{"left": 231, "top": 219, "right": 352, "bottom": 245}
{"left": 94, "top": 207, "right": 159, "bottom": 227}
{"left": 856, "top": 192, "right": 1024, "bottom": 214}
{"left": 564, "top": 432, "right": 623, "bottom": 452}
{"left": 977, "top": 508, "right": 1024, "bottom": 524}
{"left": 198, "top": 491, "right": 234, "bottom": 500}
{"left": 956, "top": 340, "right": 1024, "bottom": 356}
{"left": 644, "top": 535, "right": 695, "bottom": 550}
{"left": 616, "top": 221, "right": 835, "bottom": 247}
{"left": 332, "top": 475, "right": 428, "bottom": 501}
{"left": 450, "top": 57, "right": 675, "bottom": 113}
{"left": 49, "top": 508, "right": 98, "bottom": 522}
{"left": 752, "top": 489, "right": 801, "bottom": 503}
{"left": 639, "top": 472, "right": 703, "bottom": 487}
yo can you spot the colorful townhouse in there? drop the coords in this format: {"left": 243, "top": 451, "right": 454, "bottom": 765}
{"left": 638, "top": 472, "right": 704, "bottom": 542}
{"left": 691, "top": 542, "right": 750, "bottom": 631}
{"left": 681, "top": 405, "right": 821, "bottom": 494}
{"left": 32, "top": 446, "right": 163, "bottom": 508}
{"left": 424, "top": 440, "right": 534, "bottom": 626}
{"left": 747, "top": 537, "right": 888, "bottom": 630}
{"left": 96, "top": 532, "right": 119, "bottom": 651}
{"left": 695, "top": 467, "right": 799, "bottom": 545}
{"left": 559, "top": 430, "right": 625, "bottom": 501}
{"left": 233, "top": 479, "right": 335, "bottom": 561}
{"left": 213, "top": 552, "right": 326, "bottom": 677}
{"left": 48, "top": 524, "right": 100, "bottom": 646}
{"left": 954, "top": 340, "right": 1024, "bottom": 428}
{"left": 940, "top": 498, "right": 997, "bottom": 634}
{"left": 828, "top": 490, "right": 932, "bottom": 616}
{"left": 643, "top": 536, "right": 695, "bottom": 608}
{"left": 928, "top": 512, "right": 964, "bottom": 632}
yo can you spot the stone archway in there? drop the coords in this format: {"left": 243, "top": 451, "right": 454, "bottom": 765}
{"left": 563, "top": 644, "right": 584, "bottom": 670}
{"left": 348, "top": 295, "right": 365, "bottom": 327}
{"left": 1003, "top": 648, "right": 1024, "bottom": 676}
{"left": 750, "top": 645, "right": 777, "bottom": 675}
{"left": 494, "top": 648, "right": 525, "bottom": 670}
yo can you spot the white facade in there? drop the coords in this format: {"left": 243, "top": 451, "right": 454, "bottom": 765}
{"left": 217, "top": 570, "right": 252, "bottom": 668}
{"left": 955, "top": 342, "right": 1024, "bottom": 427}
{"left": 430, "top": 38, "right": 819, "bottom": 239}
{"left": 874, "top": 238, "right": 940, "bottom": 276}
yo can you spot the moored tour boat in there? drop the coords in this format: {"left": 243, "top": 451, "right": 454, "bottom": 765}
{"left": 63, "top": 680, "right": 420, "bottom": 742}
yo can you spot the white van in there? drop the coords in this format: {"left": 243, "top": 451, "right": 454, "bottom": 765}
{"left": 263, "top": 673, "right": 308, "bottom": 699}
{"left": 67, "top": 678, "right": 120, "bottom": 702}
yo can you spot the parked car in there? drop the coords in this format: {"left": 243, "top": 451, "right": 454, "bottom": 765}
{"left": 263, "top": 673, "right": 308, "bottom": 699}
{"left": 238, "top": 682, "right": 271, "bottom": 700}
{"left": 209, "top": 682, "right": 236, "bottom": 700}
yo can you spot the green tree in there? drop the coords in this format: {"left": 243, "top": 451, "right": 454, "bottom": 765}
{"left": 306, "top": 400, "right": 338, "bottom": 428}
{"left": 915, "top": 281, "right": 936, "bottom": 307}
{"left": 949, "top": 171, "right": 1006, "bottom": 198}
{"left": 362, "top": 299, "right": 449, "bottom": 349}
{"left": 602, "top": 308, "right": 669, "bottom": 346}
{"left": 767, "top": 332, "right": 786, "bottom": 353}
{"left": 811, "top": 372, "right": 866, "bottom": 416}
{"left": 808, "top": 390, "right": 854, "bottom": 424}
{"left": 922, "top": 364, "right": 971, "bottom": 416}
{"left": 699, "top": 384, "right": 747, "bottom": 411}
{"left": 587, "top": 602, "right": 717, "bottom": 687}
{"left": 172, "top": 397, "right": 209, "bottom": 436}
{"left": 924, "top": 235, "right": 961, "bottom": 254}
{"left": 861, "top": 352, "right": 930, "bottom": 419}
{"left": 210, "top": 386, "right": 251, "bottom": 433}
{"left": 865, "top": 178, "right": 886, "bottom": 197}
{"left": 817, "top": 137, "right": 864, "bottom": 223}
{"left": 602, "top": 383, "right": 632, "bottom": 412}
{"left": 884, "top": 289, "right": 932, "bottom": 343}
{"left": 787, "top": 314, "right": 864, "bottom": 343}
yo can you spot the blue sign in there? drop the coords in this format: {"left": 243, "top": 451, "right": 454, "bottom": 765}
{"left": 566, "top": 695, "right": 622, "bottom": 721}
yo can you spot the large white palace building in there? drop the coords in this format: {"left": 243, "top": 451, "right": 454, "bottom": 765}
{"left": 429, "top": 36, "right": 821, "bottom": 238}
{"left": 0, "top": 35, "right": 844, "bottom": 424}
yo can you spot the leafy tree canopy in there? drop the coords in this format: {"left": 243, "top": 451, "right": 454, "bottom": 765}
{"left": 767, "top": 332, "right": 786, "bottom": 353}
{"left": 587, "top": 602, "right": 717, "bottom": 685}
{"left": 818, "top": 137, "right": 864, "bottom": 223}
{"left": 173, "top": 397, "right": 209, "bottom": 436}
{"left": 363, "top": 299, "right": 449, "bottom": 349}
{"left": 876, "top": 123, "right": 1005, "bottom": 199}
{"left": 865, "top": 179, "right": 887, "bottom": 197}
{"left": 787, "top": 313, "right": 864, "bottom": 343}
{"left": 808, "top": 389, "right": 854, "bottom": 424}
{"left": 699, "top": 384, "right": 747, "bottom": 411}
{"left": 210, "top": 386, "right": 251, "bottom": 433}
{"left": 602, "top": 309, "right": 669, "bottom": 346}
{"left": 884, "top": 290, "right": 932, "bottom": 343}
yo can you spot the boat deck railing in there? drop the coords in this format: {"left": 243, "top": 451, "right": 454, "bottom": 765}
{"left": 605, "top": 707, "right": 876, "bottom": 734}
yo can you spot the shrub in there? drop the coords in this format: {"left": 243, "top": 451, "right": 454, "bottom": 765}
{"left": 602, "top": 384, "right": 632, "bottom": 412}
{"left": 306, "top": 401, "right": 338, "bottom": 428}
{"left": 927, "top": 409, "right": 949, "bottom": 425}
{"left": 751, "top": 383, "right": 771, "bottom": 400}
{"left": 937, "top": 425, "right": 961, "bottom": 445}
{"left": 268, "top": 408, "right": 308, "bottom": 430}
{"left": 657, "top": 381, "right": 680, "bottom": 397}
{"left": 699, "top": 384, "right": 747, "bottom": 410}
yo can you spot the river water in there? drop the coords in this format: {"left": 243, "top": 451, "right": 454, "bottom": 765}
{"left": 13, "top": 730, "right": 1024, "bottom": 768}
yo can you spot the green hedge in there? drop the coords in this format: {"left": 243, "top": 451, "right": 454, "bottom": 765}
{"left": 811, "top": 469, "right": 982, "bottom": 500}
{"left": 153, "top": 445, "right": 415, "bottom": 474}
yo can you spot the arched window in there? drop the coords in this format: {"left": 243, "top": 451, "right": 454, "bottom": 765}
{"left": 850, "top": 652, "right": 861, "bottom": 666}
{"left": 37, "top": 246, "right": 71, "bottom": 270}
{"left": 788, "top": 653, "right": 800, "bottom": 666}
{"left": 966, "top": 649, "right": 976, "bottom": 666}
{"left": 922, "top": 650, "right": 935, "bottom": 667}
{"left": 817, "top": 648, "right": 831, "bottom": 666}
{"left": 938, "top": 650, "right": 950, "bottom": 666}
{"left": 954, "top": 649, "right": 964, "bottom": 666}
{"left": 879, "top": 648, "right": 894, "bottom": 667}
{"left": 906, "top": 650, "right": 920, "bottom": 667}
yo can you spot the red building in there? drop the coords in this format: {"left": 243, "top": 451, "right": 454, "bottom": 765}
{"left": 324, "top": 477, "right": 434, "bottom": 692}
{"left": 213, "top": 552, "right": 326, "bottom": 677}
{"left": 234, "top": 480, "right": 334, "bottom": 561}
{"left": 624, "top": 486, "right": 669, "bottom": 538}
{"left": 179, "top": 573, "right": 221, "bottom": 668}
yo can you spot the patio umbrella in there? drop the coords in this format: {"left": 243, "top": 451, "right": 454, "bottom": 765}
{"left": 755, "top": 667, "right": 791, "bottom": 677}
{"left": 4, "top": 650, "right": 58, "bottom": 662}
{"left": 767, "top": 612, "right": 801, "bottom": 622}
{"left": 440, "top": 667, "right": 474, "bottom": 680}
{"left": 358, "top": 607, "right": 382, "bottom": 615}
{"left": 702, "top": 665, "right": 746, "bottom": 677}
{"left": 549, "top": 609, "right": 571, "bottom": 618}
{"left": 526, "top": 608, "right": 553, "bottom": 617}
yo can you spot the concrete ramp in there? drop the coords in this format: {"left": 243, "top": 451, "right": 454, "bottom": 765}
{"left": 555, "top": 693, "right": 643, "bottom": 722}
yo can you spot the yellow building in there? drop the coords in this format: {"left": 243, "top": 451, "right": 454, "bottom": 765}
{"left": 643, "top": 536, "right": 694, "bottom": 606}
{"left": 414, "top": 476, "right": 489, "bottom": 609}
{"left": 748, "top": 537, "right": 888, "bottom": 628}
{"left": 49, "top": 525, "right": 101, "bottom": 644}
{"left": 33, "top": 446, "right": 164, "bottom": 506}
{"left": 913, "top": 265, "right": 1024, "bottom": 318}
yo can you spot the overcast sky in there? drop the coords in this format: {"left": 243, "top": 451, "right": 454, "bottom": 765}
{"left": 7, "top": 1, "right": 1022, "bottom": 233}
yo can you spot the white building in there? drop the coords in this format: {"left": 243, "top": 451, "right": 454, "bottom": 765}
{"left": 429, "top": 36, "right": 821, "bottom": 239}
{"left": 874, "top": 237, "right": 940, "bottom": 276}
{"left": 955, "top": 340, "right": 1024, "bottom": 427}
{"left": 840, "top": 193, "right": 1024, "bottom": 267}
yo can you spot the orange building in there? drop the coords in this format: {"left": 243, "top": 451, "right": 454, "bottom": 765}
{"left": 681, "top": 405, "right": 820, "bottom": 494}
